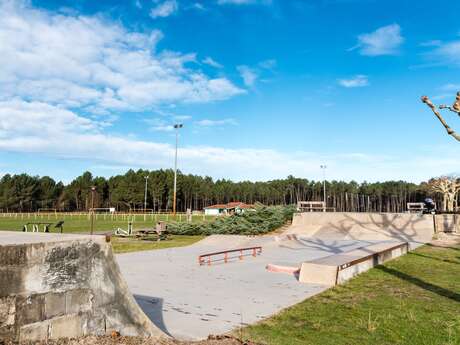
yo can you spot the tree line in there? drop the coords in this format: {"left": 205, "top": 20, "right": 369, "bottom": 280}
{"left": 0, "top": 169, "right": 453, "bottom": 213}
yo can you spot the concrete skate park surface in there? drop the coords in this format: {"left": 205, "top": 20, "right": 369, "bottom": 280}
{"left": 0, "top": 212, "right": 435, "bottom": 342}
{"left": 117, "top": 212, "right": 435, "bottom": 340}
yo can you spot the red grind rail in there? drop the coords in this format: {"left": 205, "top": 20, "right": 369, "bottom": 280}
{"left": 198, "top": 246, "right": 262, "bottom": 266}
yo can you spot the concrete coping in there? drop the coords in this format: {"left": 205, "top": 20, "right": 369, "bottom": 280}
{"left": 311, "top": 241, "right": 407, "bottom": 267}
{"left": 0, "top": 231, "right": 101, "bottom": 246}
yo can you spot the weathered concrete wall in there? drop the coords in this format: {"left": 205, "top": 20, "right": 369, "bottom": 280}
{"left": 0, "top": 232, "right": 165, "bottom": 343}
{"left": 434, "top": 214, "right": 459, "bottom": 233}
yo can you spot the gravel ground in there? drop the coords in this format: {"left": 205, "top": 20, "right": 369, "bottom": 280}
{"left": 1, "top": 334, "right": 262, "bottom": 345}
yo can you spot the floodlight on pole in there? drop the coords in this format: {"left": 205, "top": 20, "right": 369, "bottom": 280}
{"left": 173, "top": 124, "right": 183, "bottom": 216}
{"left": 144, "top": 175, "right": 149, "bottom": 211}
{"left": 320, "top": 165, "right": 327, "bottom": 205}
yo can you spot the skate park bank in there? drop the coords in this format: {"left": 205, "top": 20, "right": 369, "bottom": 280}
{"left": 1, "top": 212, "right": 457, "bottom": 342}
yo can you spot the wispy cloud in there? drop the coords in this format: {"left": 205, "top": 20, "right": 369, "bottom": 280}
{"left": 190, "top": 3, "right": 206, "bottom": 10}
{"left": 150, "top": 0, "right": 178, "bottom": 18}
{"left": 237, "top": 65, "right": 258, "bottom": 87}
{"left": 427, "top": 40, "right": 460, "bottom": 66}
{"left": 350, "top": 24, "right": 404, "bottom": 56}
{"left": 419, "top": 40, "right": 442, "bottom": 47}
{"left": 217, "top": 0, "right": 272, "bottom": 5}
{"left": 203, "top": 57, "right": 223, "bottom": 68}
{"left": 338, "top": 75, "right": 369, "bottom": 88}
{"left": 236, "top": 59, "right": 276, "bottom": 87}
{"left": 195, "top": 118, "right": 237, "bottom": 127}
{"left": 258, "top": 59, "right": 277, "bottom": 69}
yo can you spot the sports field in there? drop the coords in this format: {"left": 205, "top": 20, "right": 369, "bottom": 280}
{"left": 0, "top": 212, "right": 217, "bottom": 234}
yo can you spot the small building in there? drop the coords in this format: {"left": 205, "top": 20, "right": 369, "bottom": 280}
{"left": 204, "top": 202, "right": 255, "bottom": 216}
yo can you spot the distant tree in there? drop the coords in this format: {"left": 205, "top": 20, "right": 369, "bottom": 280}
{"left": 427, "top": 176, "right": 460, "bottom": 212}
{"left": 421, "top": 92, "right": 460, "bottom": 141}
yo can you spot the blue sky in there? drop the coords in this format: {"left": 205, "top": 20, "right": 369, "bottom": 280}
{"left": 0, "top": 0, "right": 459, "bottom": 182}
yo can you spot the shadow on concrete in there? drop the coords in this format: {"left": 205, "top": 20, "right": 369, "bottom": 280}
{"left": 324, "top": 213, "right": 429, "bottom": 246}
{"left": 278, "top": 237, "right": 374, "bottom": 255}
{"left": 133, "top": 295, "right": 171, "bottom": 336}
{"left": 375, "top": 266, "right": 460, "bottom": 303}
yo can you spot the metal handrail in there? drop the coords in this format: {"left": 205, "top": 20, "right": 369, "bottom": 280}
{"left": 198, "top": 246, "right": 262, "bottom": 266}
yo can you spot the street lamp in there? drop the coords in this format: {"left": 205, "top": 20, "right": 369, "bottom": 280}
{"left": 320, "top": 165, "right": 327, "bottom": 206}
{"left": 144, "top": 175, "right": 149, "bottom": 211}
{"left": 90, "top": 186, "right": 96, "bottom": 235}
{"left": 173, "top": 123, "right": 183, "bottom": 216}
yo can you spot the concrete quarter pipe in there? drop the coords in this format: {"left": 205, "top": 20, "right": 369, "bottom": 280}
{"left": 0, "top": 232, "right": 165, "bottom": 343}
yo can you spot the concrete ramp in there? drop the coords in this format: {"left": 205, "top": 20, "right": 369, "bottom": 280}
{"left": 0, "top": 232, "right": 165, "bottom": 343}
{"left": 288, "top": 212, "right": 434, "bottom": 246}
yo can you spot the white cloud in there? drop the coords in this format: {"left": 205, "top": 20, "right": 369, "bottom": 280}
{"left": 428, "top": 41, "right": 460, "bottom": 66}
{"left": 351, "top": 24, "right": 404, "bottom": 56}
{"left": 203, "top": 57, "right": 223, "bottom": 68}
{"left": 237, "top": 65, "right": 258, "bottom": 87}
{"left": 338, "top": 75, "right": 369, "bottom": 88}
{"left": 0, "top": 100, "right": 457, "bottom": 182}
{"left": 150, "top": 0, "right": 178, "bottom": 18}
{"left": 195, "top": 118, "right": 237, "bottom": 126}
{"left": 190, "top": 3, "right": 206, "bottom": 10}
{"left": 0, "top": 0, "right": 243, "bottom": 115}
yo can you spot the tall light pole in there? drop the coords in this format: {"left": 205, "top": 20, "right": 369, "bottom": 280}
{"left": 173, "top": 124, "right": 183, "bottom": 216}
{"left": 144, "top": 175, "right": 149, "bottom": 211}
{"left": 320, "top": 165, "right": 327, "bottom": 206}
{"left": 90, "top": 186, "right": 96, "bottom": 235}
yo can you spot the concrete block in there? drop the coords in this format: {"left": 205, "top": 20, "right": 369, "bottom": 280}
{"left": 19, "top": 321, "right": 49, "bottom": 342}
{"left": 0, "top": 245, "right": 27, "bottom": 266}
{"left": 0, "top": 267, "right": 24, "bottom": 297}
{"left": 65, "top": 289, "right": 92, "bottom": 314}
{"left": 85, "top": 312, "right": 106, "bottom": 335}
{"left": 0, "top": 325, "right": 16, "bottom": 341}
{"left": 49, "top": 314, "right": 84, "bottom": 339}
{"left": 299, "top": 263, "right": 337, "bottom": 285}
{"left": 44, "top": 293, "right": 66, "bottom": 319}
{"left": 16, "top": 295, "right": 45, "bottom": 325}
{"left": 0, "top": 297, "right": 15, "bottom": 327}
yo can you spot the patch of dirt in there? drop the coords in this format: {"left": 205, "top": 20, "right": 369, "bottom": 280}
{"left": 430, "top": 233, "right": 460, "bottom": 248}
{"left": 4, "top": 335, "right": 262, "bottom": 345}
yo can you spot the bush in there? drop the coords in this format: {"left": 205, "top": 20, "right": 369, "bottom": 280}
{"left": 168, "top": 204, "right": 296, "bottom": 236}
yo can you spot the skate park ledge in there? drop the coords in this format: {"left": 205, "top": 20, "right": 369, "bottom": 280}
{"left": 298, "top": 241, "right": 409, "bottom": 285}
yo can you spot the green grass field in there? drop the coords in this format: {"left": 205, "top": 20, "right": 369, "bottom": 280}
{"left": 0, "top": 212, "right": 216, "bottom": 234}
{"left": 111, "top": 235, "right": 205, "bottom": 254}
{"left": 242, "top": 243, "right": 460, "bottom": 345}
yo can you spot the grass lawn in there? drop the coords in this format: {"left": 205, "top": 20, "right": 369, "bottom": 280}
{"left": 111, "top": 235, "right": 205, "bottom": 254}
{"left": 0, "top": 213, "right": 216, "bottom": 234}
{"left": 242, "top": 243, "right": 460, "bottom": 345}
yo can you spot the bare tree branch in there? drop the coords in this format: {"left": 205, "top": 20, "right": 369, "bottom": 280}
{"left": 421, "top": 95, "right": 460, "bottom": 141}
{"left": 439, "top": 105, "right": 460, "bottom": 115}
{"left": 439, "top": 92, "right": 460, "bottom": 115}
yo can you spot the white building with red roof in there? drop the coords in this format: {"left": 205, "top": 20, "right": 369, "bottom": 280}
{"left": 204, "top": 202, "right": 255, "bottom": 216}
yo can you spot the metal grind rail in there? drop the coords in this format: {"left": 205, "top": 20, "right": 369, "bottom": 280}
{"left": 198, "top": 246, "right": 262, "bottom": 266}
